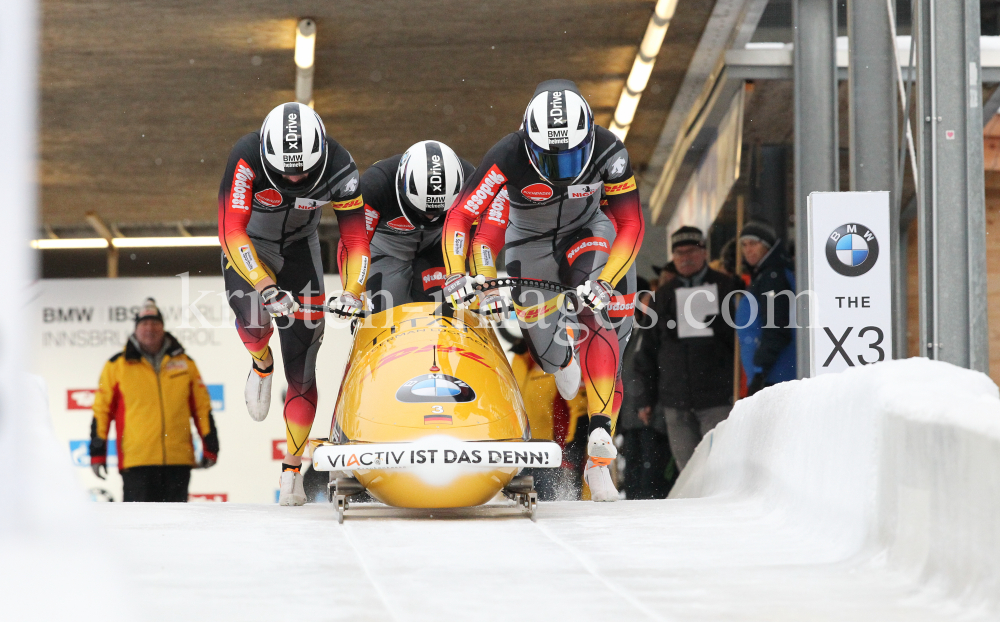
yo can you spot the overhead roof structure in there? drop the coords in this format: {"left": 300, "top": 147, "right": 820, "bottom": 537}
{"left": 39, "top": 0, "right": 719, "bottom": 236}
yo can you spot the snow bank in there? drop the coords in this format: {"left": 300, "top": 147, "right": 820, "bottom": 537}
{"left": 672, "top": 358, "right": 1000, "bottom": 613}
{"left": 0, "top": 375, "right": 130, "bottom": 620}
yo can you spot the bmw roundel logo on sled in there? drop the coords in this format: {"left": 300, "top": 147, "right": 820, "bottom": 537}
{"left": 825, "top": 223, "right": 879, "bottom": 277}
{"left": 396, "top": 374, "right": 476, "bottom": 403}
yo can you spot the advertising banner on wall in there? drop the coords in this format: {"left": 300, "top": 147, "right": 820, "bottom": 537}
{"left": 807, "top": 191, "right": 894, "bottom": 376}
{"left": 30, "top": 275, "right": 357, "bottom": 503}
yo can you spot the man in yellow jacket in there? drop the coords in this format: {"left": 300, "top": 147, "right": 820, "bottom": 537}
{"left": 90, "top": 298, "right": 219, "bottom": 502}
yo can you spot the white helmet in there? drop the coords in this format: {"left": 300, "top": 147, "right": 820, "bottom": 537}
{"left": 259, "top": 102, "right": 328, "bottom": 196}
{"left": 523, "top": 79, "right": 595, "bottom": 186}
{"left": 395, "top": 140, "right": 465, "bottom": 222}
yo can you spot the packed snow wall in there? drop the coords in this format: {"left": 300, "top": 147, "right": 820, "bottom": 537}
{"left": 672, "top": 358, "right": 1000, "bottom": 612}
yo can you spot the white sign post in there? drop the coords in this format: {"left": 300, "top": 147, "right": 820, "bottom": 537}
{"left": 807, "top": 191, "right": 893, "bottom": 375}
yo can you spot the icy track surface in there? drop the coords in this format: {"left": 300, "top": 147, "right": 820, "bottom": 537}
{"left": 97, "top": 500, "right": 980, "bottom": 622}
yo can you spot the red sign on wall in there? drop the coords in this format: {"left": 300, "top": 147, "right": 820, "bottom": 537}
{"left": 189, "top": 493, "right": 228, "bottom": 502}
{"left": 67, "top": 389, "right": 97, "bottom": 410}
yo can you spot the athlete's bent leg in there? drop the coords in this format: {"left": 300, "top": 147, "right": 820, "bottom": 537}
{"left": 224, "top": 256, "right": 277, "bottom": 420}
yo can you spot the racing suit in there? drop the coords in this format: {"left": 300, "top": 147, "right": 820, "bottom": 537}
{"left": 219, "top": 132, "right": 370, "bottom": 457}
{"left": 336, "top": 154, "right": 476, "bottom": 313}
{"left": 441, "top": 126, "right": 644, "bottom": 431}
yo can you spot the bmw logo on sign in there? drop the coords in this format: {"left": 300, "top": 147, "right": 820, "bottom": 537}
{"left": 825, "top": 223, "right": 879, "bottom": 277}
{"left": 396, "top": 374, "right": 476, "bottom": 403}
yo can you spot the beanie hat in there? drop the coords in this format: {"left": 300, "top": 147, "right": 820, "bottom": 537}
{"left": 135, "top": 298, "right": 164, "bottom": 325}
{"left": 739, "top": 221, "right": 777, "bottom": 248}
{"left": 670, "top": 225, "right": 705, "bottom": 249}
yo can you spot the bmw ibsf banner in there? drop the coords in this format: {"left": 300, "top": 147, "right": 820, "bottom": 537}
{"left": 807, "top": 191, "right": 893, "bottom": 376}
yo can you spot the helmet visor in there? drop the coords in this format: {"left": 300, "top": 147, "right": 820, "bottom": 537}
{"left": 526, "top": 135, "right": 594, "bottom": 184}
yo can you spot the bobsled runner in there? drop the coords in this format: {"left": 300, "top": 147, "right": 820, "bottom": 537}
{"left": 310, "top": 281, "right": 568, "bottom": 523}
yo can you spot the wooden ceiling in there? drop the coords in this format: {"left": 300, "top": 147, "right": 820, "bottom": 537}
{"left": 39, "top": 0, "right": 716, "bottom": 231}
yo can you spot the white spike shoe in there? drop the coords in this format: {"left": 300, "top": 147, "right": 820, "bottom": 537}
{"left": 585, "top": 428, "right": 619, "bottom": 502}
{"left": 278, "top": 469, "right": 306, "bottom": 506}
{"left": 244, "top": 363, "right": 273, "bottom": 422}
{"left": 554, "top": 356, "right": 582, "bottom": 401}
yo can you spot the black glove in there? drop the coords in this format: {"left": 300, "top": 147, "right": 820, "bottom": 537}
{"left": 91, "top": 463, "right": 107, "bottom": 480}
{"left": 200, "top": 455, "right": 217, "bottom": 469}
{"left": 747, "top": 374, "right": 766, "bottom": 396}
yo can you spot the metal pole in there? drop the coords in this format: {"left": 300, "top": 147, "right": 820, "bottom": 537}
{"left": 848, "top": 0, "right": 899, "bottom": 359}
{"left": 793, "top": 0, "right": 838, "bottom": 378}
{"left": 915, "top": 0, "right": 988, "bottom": 371}
{"left": 887, "top": 0, "right": 917, "bottom": 359}
{"left": 734, "top": 195, "right": 745, "bottom": 403}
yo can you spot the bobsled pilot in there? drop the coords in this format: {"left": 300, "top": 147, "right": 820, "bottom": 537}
{"left": 219, "top": 102, "right": 370, "bottom": 505}
{"left": 337, "top": 140, "right": 489, "bottom": 312}
{"left": 440, "top": 79, "right": 643, "bottom": 502}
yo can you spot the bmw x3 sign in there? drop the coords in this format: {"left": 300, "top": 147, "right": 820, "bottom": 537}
{"left": 807, "top": 192, "right": 894, "bottom": 376}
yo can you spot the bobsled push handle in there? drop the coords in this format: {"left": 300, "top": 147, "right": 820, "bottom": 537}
{"left": 476, "top": 277, "right": 576, "bottom": 296}
{"left": 297, "top": 304, "right": 371, "bottom": 318}
{"left": 298, "top": 278, "right": 576, "bottom": 317}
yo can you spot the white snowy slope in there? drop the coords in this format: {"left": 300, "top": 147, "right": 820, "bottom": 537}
{"left": 0, "top": 376, "right": 132, "bottom": 621}
{"left": 95, "top": 499, "right": 980, "bottom": 622}
{"left": 86, "top": 359, "right": 1000, "bottom": 622}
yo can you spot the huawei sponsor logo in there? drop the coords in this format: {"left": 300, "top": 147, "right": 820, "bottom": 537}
{"left": 521, "top": 183, "right": 553, "bottom": 202}
{"left": 565, "top": 237, "right": 609, "bottom": 264}
{"left": 254, "top": 188, "right": 282, "bottom": 207}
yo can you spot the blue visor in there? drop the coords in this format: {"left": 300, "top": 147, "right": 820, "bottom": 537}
{"left": 527, "top": 135, "right": 594, "bottom": 184}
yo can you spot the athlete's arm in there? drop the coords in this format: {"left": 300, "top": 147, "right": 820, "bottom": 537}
{"left": 89, "top": 359, "right": 118, "bottom": 475}
{"left": 218, "top": 137, "right": 274, "bottom": 291}
{"left": 470, "top": 187, "right": 510, "bottom": 279}
{"left": 327, "top": 144, "right": 370, "bottom": 297}
{"left": 441, "top": 138, "right": 513, "bottom": 275}
{"left": 597, "top": 137, "right": 644, "bottom": 288}
{"left": 187, "top": 359, "right": 219, "bottom": 466}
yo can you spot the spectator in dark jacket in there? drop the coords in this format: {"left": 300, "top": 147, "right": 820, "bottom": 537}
{"left": 736, "top": 221, "right": 797, "bottom": 395}
{"left": 634, "top": 227, "right": 742, "bottom": 470}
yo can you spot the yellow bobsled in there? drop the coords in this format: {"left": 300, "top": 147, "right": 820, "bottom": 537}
{"left": 311, "top": 301, "right": 562, "bottom": 522}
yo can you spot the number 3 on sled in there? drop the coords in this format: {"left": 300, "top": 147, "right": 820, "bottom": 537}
{"left": 822, "top": 326, "right": 885, "bottom": 368}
